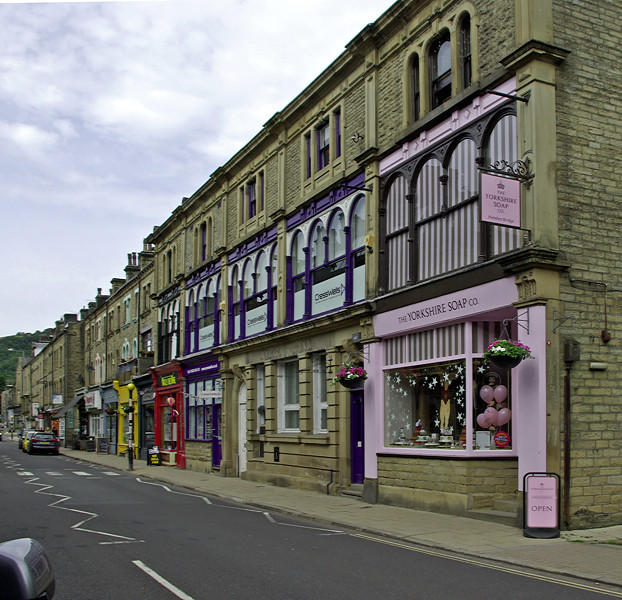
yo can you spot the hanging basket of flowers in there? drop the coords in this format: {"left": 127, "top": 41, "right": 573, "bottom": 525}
{"left": 332, "top": 363, "right": 367, "bottom": 389}
{"left": 121, "top": 403, "right": 134, "bottom": 414}
{"left": 105, "top": 406, "right": 117, "bottom": 416}
{"left": 483, "top": 339, "right": 533, "bottom": 369}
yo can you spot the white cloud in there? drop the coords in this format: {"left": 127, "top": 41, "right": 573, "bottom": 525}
{"left": 0, "top": 121, "right": 59, "bottom": 156}
{"left": 0, "top": 0, "right": 391, "bottom": 337}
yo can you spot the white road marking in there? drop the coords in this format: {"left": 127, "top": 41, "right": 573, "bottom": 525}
{"left": 22, "top": 476, "right": 143, "bottom": 544}
{"left": 133, "top": 560, "right": 196, "bottom": 600}
{"left": 45, "top": 472, "right": 64, "bottom": 476}
{"left": 101, "top": 471, "right": 120, "bottom": 476}
{"left": 136, "top": 478, "right": 212, "bottom": 505}
{"left": 17, "top": 471, "right": 33, "bottom": 476}
{"left": 73, "top": 471, "right": 94, "bottom": 476}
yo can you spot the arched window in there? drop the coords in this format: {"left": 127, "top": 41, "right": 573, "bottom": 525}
{"left": 384, "top": 175, "right": 410, "bottom": 291}
{"left": 429, "top": 32, "right": 452, "bottom": 109}
{"left": 214, "top": 275, "right": 222, "bottom": 345}
{"left": 311, "top": 215, "right": 345, "bottom": 317}
{"left": 245, "top": 252, "right": 269, "bottom": 337}
{"left": 416, "top": 157, "right": 444, "bottom": 280}
{"left": 170, "top": 300, "right": 179, "bottom": 360}
{"left": 186, "top": 289, "right": 196, "bottom": 354}
{"left": 197, "top": 280, "right": 216, "bottom": 350}
{"left": 206, "top": 217, "right": 213, "bottom": 259}
{"left": 291, "top": 231, "right": 306, "bottom": 322}
{"left": 327, "top": 210, "right": 345, "bottom": 260}
{"left": 410, "top": 54, "right": 420, "bottom": 122}
{"left": 230, "top": 266, "right": 240, "bottom": 342}
{"left": 242, "top": 259, "right": 254, "bottom": 301}
{"left": 350, "top": 197, "right": 366, "bottom": 303}
{"left": 310, "top": 222, "right": 326, "bottom": 269}
{"left": 459, "top": 14, "right": 472, "bottom": 90}
{"left": 256, "top": 252, "right": 268, "bottom": 293}
{"left": 270, "top": 248, "right": 278, "bottom": 329}
{"left": 200, "top": 223, "right": 207, "bottom": 262}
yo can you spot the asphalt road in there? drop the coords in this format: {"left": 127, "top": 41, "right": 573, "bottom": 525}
{"left": 1, "top": 439, "right": 618, "bottom": 600}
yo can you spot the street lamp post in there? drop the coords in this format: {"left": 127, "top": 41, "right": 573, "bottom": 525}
{"left": 127, "top": 382, "right": 135, "bottom": 471}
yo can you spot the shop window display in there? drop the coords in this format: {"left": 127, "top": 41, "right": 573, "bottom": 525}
{"left": 384, "top": 358, "right": 511, "bottom": 451}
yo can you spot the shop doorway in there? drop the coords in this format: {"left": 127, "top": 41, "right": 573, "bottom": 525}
{"left": 238, "top": 382, "right": 247, "bottom": 475}
{"left": 210, "top": 404, "right": 222, "bottom": 469}
{"left": 350, "top": 391, "right": 364, "bottom": 484}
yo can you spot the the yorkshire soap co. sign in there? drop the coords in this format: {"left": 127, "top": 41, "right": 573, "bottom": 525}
{"left": 481, "top": 172, "right": 521, "bottom": 229}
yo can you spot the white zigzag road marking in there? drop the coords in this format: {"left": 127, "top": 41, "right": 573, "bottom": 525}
{"left": 136, "top": 478, "right": 212, "bottom": 505}
{"left": 22, "top": 476, "right": 143, "bottom": 545}
{"left": 137, "top": 478, "right": 342, "bottom": 533}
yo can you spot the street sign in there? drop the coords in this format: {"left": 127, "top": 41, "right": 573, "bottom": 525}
{"left": 523, "top": 472, "right": 560, "bottom": 538}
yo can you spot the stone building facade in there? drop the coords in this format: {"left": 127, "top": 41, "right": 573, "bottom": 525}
{"left": 11, "top": 0, "right": 622, "bottom": 529}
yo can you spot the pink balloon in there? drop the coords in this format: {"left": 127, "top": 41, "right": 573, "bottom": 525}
{"left": 497, "top": 408, "right": 511, "bottom": 426}
{"left": 476, "top": 413, "right": 490, "bottom": 428}
{"left": 485, "top": 406, "right": 499, "bottom": 427}
{"left": 479, "top": 385, "right": 494, "bottom": 403}
{"left": 494, "top": 385, "right": 508, "bottom": 404}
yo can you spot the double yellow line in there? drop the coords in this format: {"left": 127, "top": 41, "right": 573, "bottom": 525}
{"left": 351, "top": 533, "right": 622, "bottom": 598}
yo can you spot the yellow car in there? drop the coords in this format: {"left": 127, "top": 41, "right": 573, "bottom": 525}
{"left": 18, "top": 430, "right": 36, "bottom": 451}
{"left": 21, "top": 431, "right": 38, "bottom": 453}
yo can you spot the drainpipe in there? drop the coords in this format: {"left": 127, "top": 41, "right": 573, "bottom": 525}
{"left": 563, "top": 339, "right": 580, "bottom": 527}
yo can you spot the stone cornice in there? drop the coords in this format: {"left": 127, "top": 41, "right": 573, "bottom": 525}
{"left": 501, "top": 39, "right": 571, "bottom": 71}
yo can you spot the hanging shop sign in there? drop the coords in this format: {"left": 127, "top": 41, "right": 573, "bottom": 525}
{"left": 481, "top": 173, "right": 521, "bottom": 229}
{"left": 84, "top": 389, "right": 102, "bottom": 410}
{"left": 523, "top": 472, "right": 560, "bottom": 539}
{"left": 158, "top": 371, "right": 179, "bottom": 387}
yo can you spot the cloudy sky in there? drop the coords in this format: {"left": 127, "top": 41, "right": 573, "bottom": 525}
{"left": 0, "top": 0, "right": 391, "bottom": 338}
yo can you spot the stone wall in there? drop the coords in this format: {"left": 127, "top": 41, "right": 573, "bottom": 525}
{"left": 377, "top": 455, "right": 518, "bottom": 515}
{"left": 553, "top": 0, "right": 622, "bottom": 527}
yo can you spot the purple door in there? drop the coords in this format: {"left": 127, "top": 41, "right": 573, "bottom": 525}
{"left": 350, "top": 391, "right": 364, "bottom": 484}
{"left": 211, "top": 403, "right": 222, "bottom": 468}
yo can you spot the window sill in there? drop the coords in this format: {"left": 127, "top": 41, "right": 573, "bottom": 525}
{"left": 267, "top": 433, "right": 302, "bottom": 443}
{"left": 300, "top": 434, "right": 329, "bottom": 445}
{"left": 380, "top": 447, "right": 517, "bottom": 458}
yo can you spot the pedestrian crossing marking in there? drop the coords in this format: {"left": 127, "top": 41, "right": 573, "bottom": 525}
{"left": 101, "top": 471, "right": 120, "bottom": 476}
{"left": 73, "top": 471, "right": 94, "bottom": 476}
{"left": 17, "top": 471, "right": 33, "bottom": 476}
{"left": 45, "top": 472, "right": 64, "bottom": 476}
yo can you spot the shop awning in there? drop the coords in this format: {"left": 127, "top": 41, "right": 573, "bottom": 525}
{"left": 54, "top": 395, "right": 82, "bottom": 419}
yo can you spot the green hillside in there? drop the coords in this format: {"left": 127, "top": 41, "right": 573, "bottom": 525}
{"left": 0, "top": 332, "right": 52, "bottom": 392}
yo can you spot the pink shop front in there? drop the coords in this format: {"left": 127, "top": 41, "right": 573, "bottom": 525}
{"left": 364, "top": 277, "right": 547, "bottom": 520}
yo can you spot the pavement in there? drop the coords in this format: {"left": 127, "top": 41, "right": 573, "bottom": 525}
{"left": 59, "top": 447, "right": 622, "bottom": 591}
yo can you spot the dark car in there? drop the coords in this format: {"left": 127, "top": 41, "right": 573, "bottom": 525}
{"left": 26, "top": 432, "right": 60, "bottom": 455}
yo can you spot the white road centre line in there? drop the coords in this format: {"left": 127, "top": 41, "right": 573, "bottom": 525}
{"left": 132, "top": 560, "right": 196, "bottom": 600}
